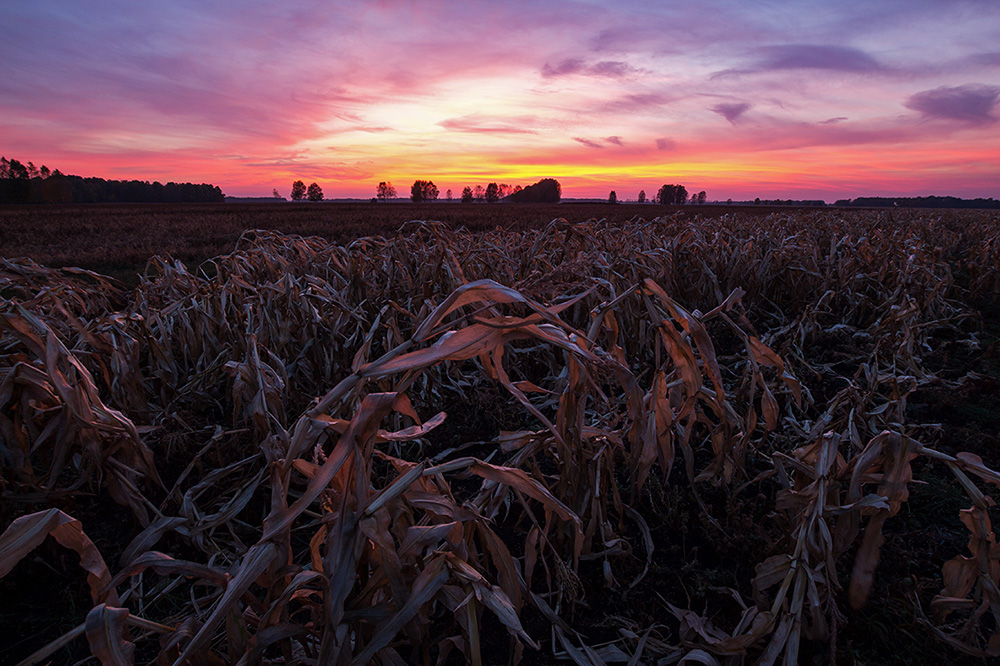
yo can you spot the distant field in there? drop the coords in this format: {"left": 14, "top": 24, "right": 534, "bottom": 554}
{"left": 0, "top": 202, "right": 635, "bottom": 274}
{"left": 1, "top": 201, "right": 791, "bottom": 278}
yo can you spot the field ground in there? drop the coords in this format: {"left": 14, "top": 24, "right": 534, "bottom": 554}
{"left": 1, "top": 201, "right": 800, "bottom": 280}
{"left": 1, "top": 204, "right": 999, "bottom": 665}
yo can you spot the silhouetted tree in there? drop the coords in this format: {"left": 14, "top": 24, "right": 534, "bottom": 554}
{"left": 656, "top": 184, "right": 688, "bottom": 205}
{"left": 376, "top": 181, "right": 396, "bottom": 201}
{"left": 461, "top": 186, "right": 474, "bottom": 203}
{"left": 446, "top": 189, "right": 453, "bottom": 201}
{"left": 291, "top": 180, "right": 306, "bottom": 201}
{"left": 637, "top": 189, "right": 646, "bottom": 203}
{"left": 608, "top": 190, "right": 617, "bottom": 204}
{"left": 6, "top": 159, "right": 29, "bottom": 180}
{"left": 656, "top": 184, "right": 672, "bottom": 204}
{"left": 39, "top": 165, "right": 50, "bottom": 179}
{"left": 272, "top": 188, "right": 282, "bottom": 198}
{"left": 507, "top": 178, "right": 561, "bottom": 203}
{"left": 499, "top": 183, "right": 514, "bottom": 198}
{"left": 26, "top": 162, "right": 39, "bottom": 179}
{"left": 485, "top": 182, "right": 500, "bottom": 203}
{"left": 307, "top": 182, "right": 323, "bottom": 201}
{"left": 410, "top": 180, "right": 438, "bottom": 203}
{"left": 0, "top": 157, "right": 8, "bottom": 179}
{"left": 696, "top": 191, "right": 707, "bottom": 204}
{"left": 473, "top": 185, "right": 485, "bottom": 201}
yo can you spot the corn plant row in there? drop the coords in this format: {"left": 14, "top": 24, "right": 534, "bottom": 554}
{"left": 1, "top": 209, "right": 999, "bottom": 664}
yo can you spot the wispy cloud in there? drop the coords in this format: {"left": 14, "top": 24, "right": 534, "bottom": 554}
{"left": 819, "top": 117, "right": 849, "bottom": 125}
{"left": 655, "top": 138, "right": 676, "bottom": 151}
{"left": 904, "top": 84, "right": 999, "bottom": 124}
{"left": 439, "top": 115, "right": 539, "bottom": 134}
{"left": 605, "top": 136, "right": 624, "bottom": 146}
{"left": 573, "top": 137, "right": 605, "bottom": 149}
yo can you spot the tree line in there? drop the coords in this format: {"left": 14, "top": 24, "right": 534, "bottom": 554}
{"left": 371, "top": 178, "right": 709, "bottom": 205}
{"left": 0, "top": 157, "right": 224, "bottom": 204}
{"left": 653, "top": 184, "right": 706, "bottom": 204}
{"left": 615, "top": 185, "right": 707, "bottom": 204}
{"left": 369, "top": 179, "right": 562, "bottom": 204}
{"left": 833, "top": 196, "right": 1000, "bottom": 209}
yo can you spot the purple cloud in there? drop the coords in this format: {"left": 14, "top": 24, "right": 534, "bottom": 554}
{"left": 439, "top": 114, "right": 539, "bottom": 134}
{"left": 970, "top": 52, "right": 1000, "bottom": 66}
{"left": 904, "top": 84, "right": 999, "bottom": 124}
{"left": 541, "top": 58, "right": 586, "bottom": 78}
{"left": 756, "top": 45, "right": 882, "bottom": 72}
{"left": 573, "top": 137, "right": 605, "bottom": 149}
{"left": 655, "top": 138, "right": 676, "bottom": 151}
{"left": 600, "top": 93, "right": 676, "bottom": 112}
{"left": 819, "top": 117, "right": 848, "bottom": 125}
{"left": 605, "top": 136, "right": 624, "bottom": 146}
{"left": 713, "top": 44, "right": 885, "bottom": 78}
{"left": 589, "top": 61, "right": 638, "bottom": 77}
{"left": 542, "top": 58, "right": 637, "bottom": 79}
{"left": 711, "top": 102, "right": 751, "bottom": 124}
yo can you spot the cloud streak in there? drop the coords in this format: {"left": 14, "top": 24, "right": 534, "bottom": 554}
{"left": 756, "top": 44, "right": 883, "bottom": 72}
{"left": 439, "top": 115, "right": 540, "bottom": 134}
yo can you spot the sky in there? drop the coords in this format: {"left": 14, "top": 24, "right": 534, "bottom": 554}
{"left": 1, "top": 0, "right": 999, "bottom": 201}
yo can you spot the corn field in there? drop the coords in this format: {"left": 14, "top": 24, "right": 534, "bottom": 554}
{"left": 2, "top": 209, "right": 1000, "bottom": 665}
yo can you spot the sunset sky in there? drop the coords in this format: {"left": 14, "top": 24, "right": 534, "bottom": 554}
{"left": 2, "top": 0, "right": 998, "bottom": 201}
